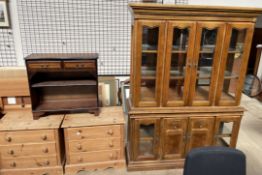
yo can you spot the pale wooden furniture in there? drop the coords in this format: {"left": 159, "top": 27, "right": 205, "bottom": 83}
{"left": 25, "top": 53, "right": 100, "bottom": 119}
{"left": 127, "top": 3, "right": 262, "bottom": 171}
{"left": 62, "top": 107, "right": 125, "bottom": 174}
{"left": 0, "top": 110, "right": 64, "bottom": 175}
{"left": 0, "top": 67, "right": 30, "bottom": 111}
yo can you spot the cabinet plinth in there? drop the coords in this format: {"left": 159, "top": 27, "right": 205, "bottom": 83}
{"left": 127, "top": 3, "right": 262, "bottom": 171}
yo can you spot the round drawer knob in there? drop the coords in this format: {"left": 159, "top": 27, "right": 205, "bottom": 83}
{"left": 8, "top": 150, "right": 14, "bottom": 155}
{"left": 6, "top": 136, "right": 12, "bottom": 142}
{"left": 41, "top": 135, "right": 47, "bottom": 141}
{"left": 107, "top": 129, "right": 114, "bottom": 135}
{"left": 78, "top": 158, "right": 83, "bottom": 162}
{"left": 109, "top": 153, "right": 116, "bottom": 160}
{"left": 109, "top": 141, "right": 114, "bottom": 147}
{"left": 43, "top": 148, "right": 49, "bottom": 153}
{"left": 77, "top": 144, "right": 82, "bottom": 150}
{"left": 10, "top": 162, "right": 16, "bottom": 167}
{"left": 45, "top": 161, "right": 50, "bottom": 166}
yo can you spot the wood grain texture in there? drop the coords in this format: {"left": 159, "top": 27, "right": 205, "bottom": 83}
{"left": 0, "top": 109, "right": 64, "bottom": 131}
{"left": 0, "top": 67, "right": 29, "bottom": 97}
{"left": 62, "top": 107, "right": 125, "bottom": 128}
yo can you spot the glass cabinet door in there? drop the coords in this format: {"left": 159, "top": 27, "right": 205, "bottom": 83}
{"left": 162, "top": 22, "right": 196, "bottom": 106}
{"left": 216, "top": 23, "right": 254, "bottom": 105}
{"left": 133, "top": 20, "right": 166, "bottom": 107}
{"left": 213, "top": 116, "right": 241, "bottom": 147}
{"left": 133, "top": 118, "right": 160, "bottom": 161}
{"left": 189, "top": 22, "right": 226, "bottom": 106}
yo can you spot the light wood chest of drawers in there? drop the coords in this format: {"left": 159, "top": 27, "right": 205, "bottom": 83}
{"left": 62, "top": 107, "right": 125, "bottom": 174}
{"left": 0, "top": 110, "right": 64, "bottom": 175}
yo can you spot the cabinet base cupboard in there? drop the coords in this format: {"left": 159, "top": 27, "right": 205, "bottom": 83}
{"left": 126, "top": 3, "right": 262, "bottom": 171}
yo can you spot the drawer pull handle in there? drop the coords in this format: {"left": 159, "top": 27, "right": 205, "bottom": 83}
{"left": 41, "top": 135, "right": 48, "bottom": 141}
{"left": 10, "top": 162, "right": 16, "bottom": 167}
{"left": 45, "top": 161, "right": 50, "bottom": 166}
{"left": 109, "top": 153, "right": 117, "bottom": 160}
{"left": 77, "top": 144, "right": 82, "bottom": 150}
{"left": 107, "top": 129, "right": 114, "bottom": 135}
{"left": 8, "top": 150, "right": 14, "bottom": 155}
{"left": 43, "top": 148, "right": 49, "bottom": 153}
{"left": 6, "top": 136, "right": 12, "bottom": 142}
{"left": 109, "top": 141, "right": 114, "bottom": 147}
{"left": 42, "top": 173, "right": 49, "bottom": 175}
{"left": 78, "top": 158, "right": 83, "bottom": 162}
{"left": 41, "top": 65, "right": 49, "bottom": 68}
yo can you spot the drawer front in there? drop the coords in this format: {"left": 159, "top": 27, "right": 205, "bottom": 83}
{"left": 67, "top": 125, "right": 121, "bottom": 140}
{"left": 63, "top": 61, "right": 95, "bottom": 69}
{"left": 27, "top": 61, "right": 61, "bottom": 69}
{"left": 0, "top": 143, "right": 57, "bottom": 158}
{"left": 69, "top": 149, "right": 121, "bottom": 164}
{"left": 1, "top": 156, "right": 58, "bottom": 169}
{"left": 68, "top": 138, "right": 121, "bottom": 153}
{"left": 0, "top": 166, "right": 63, "bottom": 175}
{"left": 192, "top": 118, "right": 213, "bottom": 129}
{"left": 0, "top": 130, "right": 55, "bottom": 145}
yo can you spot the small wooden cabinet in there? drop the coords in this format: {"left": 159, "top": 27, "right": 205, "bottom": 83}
{"left": 62, "top": 107, "right": 125, "bottom": 174}
{"left": 127, "top": 3, "right": 262, "bottom": 171}
{"left": 127, "top": 114, "right": 242, "bottom": 170}
{"left": 25, "top": 53, "right": 99, "bottom": 119}
{"left": 0, "top": 110, "right": 64, "bottom": 175}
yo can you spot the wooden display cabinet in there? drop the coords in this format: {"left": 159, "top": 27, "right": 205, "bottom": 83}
{"left": 25, "top": 53, "right": 99, "bottom": 119}
{"left": 127, "top": 3, "right": 262, "bottom": 170}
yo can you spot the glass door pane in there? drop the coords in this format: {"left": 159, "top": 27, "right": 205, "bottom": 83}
{"left": 163, "top": 22, "right": 195, "bottom": 106}
{"left": 194, "top": 28, "right": 217, "bottom": 102}
{"left": 141, "top": 27, "right": 158, "bottom": 102}
{"left": 134, "top": 20, "right": 165, "bottom": 107}
{"left": 190, "top": 22, "right": 225, "bottom": 106}
{"left": 222, "top": 29, "right": 246, "bottom": 101}
{"left": 134, "top": 118, "right": 160, "bottom": 160}
{"left": 216, "top": 23, "right": 254, "bottom": 105}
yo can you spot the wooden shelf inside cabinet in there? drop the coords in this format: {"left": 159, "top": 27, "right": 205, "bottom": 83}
{"left": 32, "top": 80, "right": 97, "bottom": 87}
{"left": 25, "top": 53, "right": 100, "bottom": 119}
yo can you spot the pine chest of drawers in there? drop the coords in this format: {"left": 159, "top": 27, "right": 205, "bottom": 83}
{"left": 0, "top": 110, "right": 64, "bottom": 175}
{"left": 62, "top": 107, "right": 125, "bottom": 174}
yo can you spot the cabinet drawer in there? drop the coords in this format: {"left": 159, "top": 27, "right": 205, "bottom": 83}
{"left": 0, "top": 130, "right": 55, "bottom": 145}
{"left": 67, "top": 125, "right": 121, "bottom": 140}
{"left": 1, "top": 156, "right": 58, "bottom": 169}
{"left": 27, "top": 61, "right": 61, "bottom": 69}
{"left": 63, "top": 61, "right": 95, "bottom": 69}
{"left": 0, "top": 166, "right": 63, "bottom": 175}
{"left": 0, "top": 143, "right": 57, "bottom": 158}
{"left": 69, "top": 149, "right": 121, "bottom": 164}
{"left": 68, "top": 138, "right": 121, "bottom": 153}
{"left": 191, "top": 118, "right": 213, "bottom": 129}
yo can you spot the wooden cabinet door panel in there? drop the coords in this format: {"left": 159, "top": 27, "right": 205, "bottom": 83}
{"left": 215, "top": 23, "right": 254, "bottom": 106}
{"left": 186, "top": 117, "right": 215, "bottom": 153}
{"left": 162, "top": 118, "right": 188, "bottom": 159}
{"left": 162, "top": 21, "right": 196, "bottom": 107}
{"left": 213, "top": 116, "right": 241, "bottom": 147}
{"left": 133, "top": 20, "right": 166, "bottom": 107}
{"left": 133, "top": 118, "right": 160, "bottom": 161}
{"left": 189, "top": 22, "right": 226, "bottom": 106}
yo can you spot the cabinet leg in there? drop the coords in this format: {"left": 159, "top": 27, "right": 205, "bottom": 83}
{"left": 33, "top": 112, "right": 44, "bottom": 120}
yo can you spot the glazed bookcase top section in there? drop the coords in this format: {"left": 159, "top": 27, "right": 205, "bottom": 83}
{"left": 129, "top": 3, "right": 262, "bottom": 21}
{"left": 25, "top": 53, "right": 98, "bottom": 61}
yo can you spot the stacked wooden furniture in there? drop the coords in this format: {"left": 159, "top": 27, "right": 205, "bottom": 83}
{"left": 127, "top": 3, "right": 262, "bottom": 170}
{"left": 25, "top": 53, "right": 99, "bottom": 119}
{"left": 62, "top": 107, "right": 125, "bottom": 174}
{"left": 0, "top": 67, "right": 30, "bottom": 111}
{"left": 0, "top": 110, "right": 64, "bottom": 175}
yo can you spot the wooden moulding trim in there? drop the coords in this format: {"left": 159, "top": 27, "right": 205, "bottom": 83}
{"left": 129, "top": 3, "right": 262, "bottom": 18}
{"left": 128, "top": 106, "right": 245, "bottom": 114}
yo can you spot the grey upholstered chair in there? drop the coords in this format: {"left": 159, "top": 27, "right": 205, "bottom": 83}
{"left": 183, "top": 146, "right": 246, "bottom": 175}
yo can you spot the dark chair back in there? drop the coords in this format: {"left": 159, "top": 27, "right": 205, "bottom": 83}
{"left": 183, "top": 147, "right": 246, "bottom": 175}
